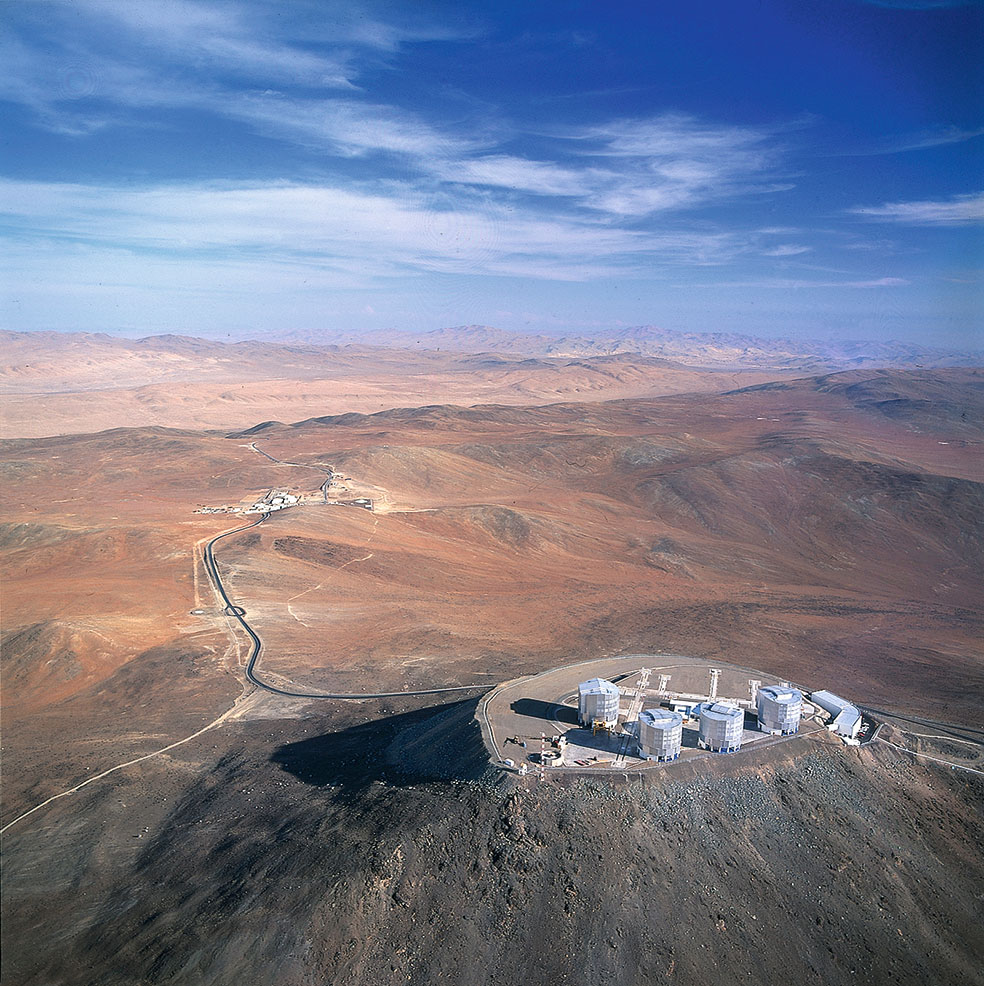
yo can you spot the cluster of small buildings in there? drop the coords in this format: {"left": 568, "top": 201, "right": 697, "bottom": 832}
{"left": 244, "top": 490, "right": 300, "bottom": 514}
{"left": 198, "top": 488, "right": 373, "bottom": 516}
{"left": 196, "top": 489, "right": 304, "bottom": 516}
{"left": 573, "top": 673, "right": 861, "bottom": 765}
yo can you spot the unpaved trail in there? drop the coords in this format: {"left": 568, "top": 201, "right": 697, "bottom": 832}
{"left": 0, "top": 691, "right": 254, "bottom": 836}
{"left": 284, "top": 514, "right": 379, "bottom": 627}
{"left": 874, "top": 736, "right": 984, "bottom": 777}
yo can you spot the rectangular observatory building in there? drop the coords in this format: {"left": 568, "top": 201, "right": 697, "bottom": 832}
{"left": 811, "top": 689, "right": 862, "bottom": 739}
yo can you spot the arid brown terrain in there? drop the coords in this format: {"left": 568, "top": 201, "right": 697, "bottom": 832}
{"left": 1, "top": 348, "right": 982, "bottom": 985}
{"left": 4, "top": 326, "right": 977, "bottom": 439}
{"left": 0, "top": 330, "right": 786, "bottom": 438}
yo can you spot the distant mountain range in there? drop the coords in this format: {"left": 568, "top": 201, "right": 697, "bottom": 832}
{"left": 273, "top": 323, "right": 982, "bottom": 371}
{"left": 3, "top": 325, "right": 980, "bottom": 380}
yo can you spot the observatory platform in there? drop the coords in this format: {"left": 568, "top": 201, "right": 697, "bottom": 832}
{"left": 478, "top": 654, "right": 827, "bottom": 775}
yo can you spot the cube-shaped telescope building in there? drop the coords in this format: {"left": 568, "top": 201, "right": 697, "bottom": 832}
{"left": 756, "top": 685, "right": 803, "bottom": 735}
{"left": 578, "top": 677, "right": 620, "bottom": 729}
{"left": 697, "top": 702, "right": 744, "bottom": 753}
{"left": 637, "top": 708, "right": 683, "bottom": 761}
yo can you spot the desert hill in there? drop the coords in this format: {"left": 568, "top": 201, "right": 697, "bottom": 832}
{"left": 2, "top": 697, "right": 982, "bottom": 986}
{"left": 2, "top": 367, "right": 981, "bottom": 808}
{"left": 0, "top": 330, "right": 785, "bottom": 438}
{"left": 207, "top": 368, "right": 982, "bottom": 721}
{"left": 1, "top": 366, "right": 982, "bottom": 985}
{"left": 4, "top": 327, "right": 980, "bottom": 440}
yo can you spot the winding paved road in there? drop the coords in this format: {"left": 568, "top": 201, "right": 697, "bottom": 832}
{"left": 203, "top": 513, "right": 488, "bottom": 700}
{"left": 247, "top": 441, "right": 333, "bottom": 500}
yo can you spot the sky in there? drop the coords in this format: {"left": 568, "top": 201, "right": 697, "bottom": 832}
{"left": 1, "top": 0, "right": 982, "bottom": 348}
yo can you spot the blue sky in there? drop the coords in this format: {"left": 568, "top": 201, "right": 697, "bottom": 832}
{"left": 1, "top": 0, "right": 981, "bottom": 348}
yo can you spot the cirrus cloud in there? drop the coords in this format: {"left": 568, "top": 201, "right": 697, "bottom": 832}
{"left": 850, "top": 192, "right": 984, "bottom": 225}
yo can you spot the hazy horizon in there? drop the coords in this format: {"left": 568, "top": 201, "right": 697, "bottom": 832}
{"left": 5, "top": 321, "right": 983, "bottom": 358}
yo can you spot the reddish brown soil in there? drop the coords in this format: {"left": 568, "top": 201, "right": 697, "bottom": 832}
{"left": 1, "top": 365, "right": 981, "bottom": 986}
{"left": 2, "top": 366, "right": 982, "bottom": 811}
{"left": 211, "top": 368, "right": 983, "bottom": 721}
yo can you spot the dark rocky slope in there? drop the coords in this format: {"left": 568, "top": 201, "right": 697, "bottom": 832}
{"left": 4, "top": 702, "right": 982, "bottom": 986}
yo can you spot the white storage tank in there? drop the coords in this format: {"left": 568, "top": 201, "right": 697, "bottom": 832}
{"left": 697, "top": 702, "right": 744, "bottom": 753}
{"left": 756, "top": 685, "right": 803, "bottom": 735}
{"left": 578, "top": 677, "right": 620, "bottom": 729}
{"left": 637, "top": 708, "right": 683, "bottom": 761}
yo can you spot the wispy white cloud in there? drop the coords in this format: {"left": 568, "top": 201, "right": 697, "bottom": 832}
{"left": 3, "top": 42, "right": 789, "bottom": 223}
{"left": 5, "top": 0, "right": 951, "bottom": 317}
{"left": 555, "top": 113, "right": 788, "bottom": 217}
{"left": 67, "top": 0, "right": 413, "bottom": 87}
{"left": 883, "top": 126, "right": 984, "bottom": 153}
{"left": 0, "top": 20, "right": 483, "bottom": 162}
{"left": 581, "top": 114, "right": 773, "bottom": 159}
{"left": 705, "top": 277, "right": 909, "bottom": 289}
{"left": 0, "top": 177, "right": 773, "bottom": 286}
{"left": 833, "top": 125, "right": 984, "bottom": 158}
{"left": 0, "top": 1, "right": 796, "bottom": 232}
{"left": 850, "top": 192, "right": 984, "bottom": 225}
{"left": 227, "top": 94, "right": 485, "bottom": 159}
{"left": 438, "top": 155, "right": 600, "bottom": 197}
{"left": 0, "top": 179, "right": 612, "bottom": 280}
{"left": 427, "top": 114, "right": 793, "bottom": 222}
{"left": 761, "top": 244, "right": 812, "bottom": 257}
{"left": 0, "top": 0, "right": 459, "bottom": 134}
